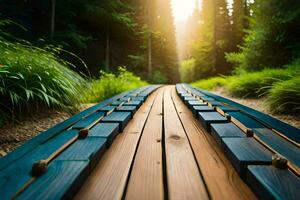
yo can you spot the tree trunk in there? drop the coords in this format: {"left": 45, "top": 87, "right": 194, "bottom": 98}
{"left": 148, "top": 32, "right": 152, "bottom": 76}
{"left": 50, "top": 0, "right": 56, "bottom": 38}
{"left": 105, "top": 28, "right": 110, "bottom": 71}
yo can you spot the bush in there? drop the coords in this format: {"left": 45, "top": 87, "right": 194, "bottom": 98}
{"left": 0, "top": 41, "right": 86, "bottom": 116}
{"left": 267, "top": 76, "right": 300, "bottom": 113}
{"left": 179, "top": 59, "right": 196, "bottom": 83}
{"left": 226, "top": 68, "right": 295, "bottom": 98}
{"left": 192, "top": 76, "right": 229, "bottom": 90}
{"left": 82, "top": 67, "right": 147, "bottom": 103}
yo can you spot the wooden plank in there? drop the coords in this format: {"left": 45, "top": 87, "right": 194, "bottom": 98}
{"left": 101, "top": 112, "right": 131, "bottom": 131}
{"left": 56, "top": 137, "right": 107, "bottom": 170}
{"left": 116, "top": 105, "right": 137, "bottom": 116}
{"left": 72, "top": 111, "right": 105, "bottom": 129}
{"left": 207, "top": 101, "right": 223, "bottom": 107}
{"left": 253, "top": 128, "right": 300, "bottom": 168}
{"left": 0, "top": 129, "right": 79, "bottom": 199}
{"left": 131, "top": 96, "right": 146, "bottom": 102}
{"left": 192, "top": 105, "right": 213, "bottom": 116}
{"left": 74, "top": 88, "right": 157, "bottom": 200}
{"left": 0, "top": 89, "right": 137, "bottom": 171}
{"left": 198, "top": 112, "right": 227, "bottom": 131}
{"left": 125, "top": 87, "right": 164, "bottom": 200}
{"left": 222, "top": 138, "right": 272, "bottom": 178}
{"left": 89, "top": 123, "right": 120, "bottom": 146}
{"left": 99, "top": 105, "right": 117, "bottom": 115}
{"left": 171, "top": 88, "right": 257, "bottom": 200}
{"left": 17, "top": 160, "right": 89, "bottom": 200}
{"left": 247, "top": 166, "right": 300, "bottom": 200}
{"left": 163, "top": 86, "right": 209, "bottom": 200}
{"left": 111, "top": 100, "right": 126, "bottom": 106}
{"left": 124, "top": 100, "right": 142, "bottom": 107}
{"left": 211, "top": 123, "right": 246, "bottom": 146}
{"left": 184, "top": 96, "right": 199, "bottom": 101}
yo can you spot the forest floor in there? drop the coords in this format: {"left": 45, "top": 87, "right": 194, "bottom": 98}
{"left": 214, "top": 87, "right": 300, "bottom": 129}
{"left": 0, "top": 104, "right": 95, "bottom": 157}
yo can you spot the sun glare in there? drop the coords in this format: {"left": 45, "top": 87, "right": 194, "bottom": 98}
{"left": 171, "top": 0, "right": 198, "bottom": 22}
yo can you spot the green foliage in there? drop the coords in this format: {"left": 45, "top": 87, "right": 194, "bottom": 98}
{"left": 267, "top": 76, "right": 300, "bottom": 113}
{"left": 227, "top": 0, "right": 300, "bottom": 71}
{"left": 148, "top": 70, "right": 167, "bottom": 84}
{"left": 179, "top": 58, "right": 196, "bottom": 83}
{"left": 227, "top": 68, "right": 295, "bottom": 98}
{"left": 192, "top": 76, "right": 229, "bottom": 90}
{"left": 0, "top": 41, "right": 87, "bottom": 114}
{"left": 82, "top": 67, "right": 147, "bottom": 103}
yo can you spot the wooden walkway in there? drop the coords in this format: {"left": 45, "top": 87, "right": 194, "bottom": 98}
{"left": 1, "top": 84, "right": 299, "bottom": 199}
{"left": 75, "top": 86, "right": 256, "bottom": 200}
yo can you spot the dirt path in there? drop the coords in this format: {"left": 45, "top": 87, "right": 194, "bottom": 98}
{"left": 0, "top": 104, "right": 95, "bottom": 157}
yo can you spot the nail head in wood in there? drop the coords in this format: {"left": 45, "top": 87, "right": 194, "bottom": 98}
{"left": 246, "top": 129, "right": 254, "bottom": 137}
{"left": 79, "top": 128, "right": 89, "bottom": 138}
{"left": 32, "top": 160, "right": 48, "bottom": 177}
{"left": 272, "top": 154, "right": 288, "bottom": 169}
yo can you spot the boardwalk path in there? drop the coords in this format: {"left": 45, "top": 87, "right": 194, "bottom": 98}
{"left": 1, "top": 85, "right": 299, "bottom": 200}
{"left": 75, "top": 86, "right": 255, "bottom": 200}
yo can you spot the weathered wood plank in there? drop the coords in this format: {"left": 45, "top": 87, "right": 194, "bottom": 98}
{"left": 74, "top": 89, "right": 157, "bottom": 200}
{"left": 211, "top": 123, "right": 246, "bottom": 146}
{"left": 101, "top": 112, "right": 131, "bottom": 131}
{"left": 222, "top": 138, "right": 272, "bottom": 178}
{"left": 125, "top": 87, "right": 164, "bottom": 200}
{"left": 56, "top": 137, "right": 107, "bottom": 170}
{"left": 17, "top": 160, "right": 89, "bottom": 200}
{"left": 117, "top": 105, "right": 137, "bottom": 116}
{"left": 89, "top": 123, "right": 120, "bottom": 146}
{"left": 0, "top": 129, "right": 79, "bottom": 199}
{"left": 247, "top": 166, "right": 300, "bottom": 200}
{"left": 198, "top": 112, "right": 227, "bottom": 131}
{"left": 72, "top": 111, "right": 105, "bottom": 129}
{"left": 171, "top": 87, "right": 257, "bottom": 200}
{"left": 164, "top": 86, "right": 209, "bottom": 200}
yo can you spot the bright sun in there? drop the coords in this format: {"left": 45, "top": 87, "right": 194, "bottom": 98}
{"left": 171, "top": 0, "right": 198, "bottom": 22}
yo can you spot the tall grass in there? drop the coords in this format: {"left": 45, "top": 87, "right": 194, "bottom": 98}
{"left": 226, "top": 68, "right": 294, "bottom": 98}
{"left": 0, "top": 40, "right": 87, "bottom": 116}
{"left": 267, "top": 77, "right": 300, "bottom": 113}
{"left": 192, "top": 76, "right": 229, "bottom": 90}
{"left": 82, "top": 67, "right": 147, "bottom": 103}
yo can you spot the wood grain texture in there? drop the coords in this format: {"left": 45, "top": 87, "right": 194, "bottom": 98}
{"left": 72, "top": 111, "right": 105, "bottom": 129}
{"left": 0, "top": 129, "right": 79, "bottom": 199}
{"left": 172, "top": 87, "right": 257, "bottom": 200}
{"left": 17, "top": 160, "right": 89, "bottom": 200}
{"left": 125, "top": 87, "right": 164, "bottom": 200}
{"left": 89, "top": 123, "right": 120, "bottom": 146}
{"left": 222, "top": 138, "right": 272, "bottom": 178}
{"left": 198, "top": 112, "right": 228, "bottom": 131}
{"left": 247, "top": 166, "right": 300, "bottom": 200}
{"left": 164, "top": 86, "right": 209, "bottom": 200}
{"left": 211, "top": 123, "right": 246, "bottom": 146}
{"left": 74, "top": 89, "right": 157, "bottom": 200}
{"left": 101, "top": 111, "right": 131, "bottom": 131}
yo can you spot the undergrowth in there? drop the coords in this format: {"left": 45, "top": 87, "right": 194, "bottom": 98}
{"left": 82, "top": 67, "right": 147, "bottom": 103}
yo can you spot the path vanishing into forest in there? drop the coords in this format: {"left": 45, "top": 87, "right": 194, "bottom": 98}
{"left": 0, "top": 84, "right": 299, "bottom": 200}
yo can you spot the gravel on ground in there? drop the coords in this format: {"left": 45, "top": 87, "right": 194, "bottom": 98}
{"left": 0, "top": 104, "right": 95, "bottom": 157}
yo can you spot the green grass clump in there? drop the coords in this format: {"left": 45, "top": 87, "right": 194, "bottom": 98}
{"left": 0, "top": 40, "right": 87, "bottom": 115}
{"left": 227, "top": 68, "right": 295, "bottom": 98}
{"left": 192, "top": 76, "right": 229, "bottom": 90}
{"left": 82, "top": 67, "right": 147, "bottom": 103}
{"left": 267, "top": 76, "right": 300, "bottom": 113}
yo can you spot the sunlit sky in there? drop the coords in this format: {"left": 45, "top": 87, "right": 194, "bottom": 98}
{"left": 171, "top": 0, "right": 198, "bottom": 22}
{"left": 171, "top": 0, "right": 234, "bottom": 22}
